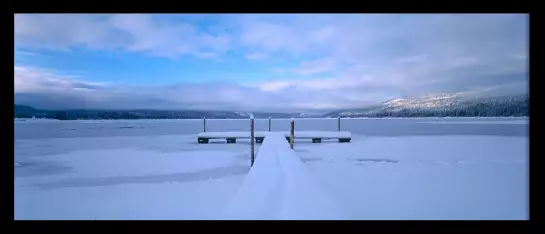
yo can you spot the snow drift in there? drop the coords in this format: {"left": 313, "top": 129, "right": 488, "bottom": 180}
{"left": 222, "top": 133, "right": 346, "bottom": 220}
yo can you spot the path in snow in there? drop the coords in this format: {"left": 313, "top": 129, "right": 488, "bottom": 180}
{"left": 222, "top": 133, "right": 347, "bottom": 220}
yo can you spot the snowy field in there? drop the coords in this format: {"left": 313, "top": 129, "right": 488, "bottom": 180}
{"left": 14, "top": 118, "right": 529, "bottom": 220}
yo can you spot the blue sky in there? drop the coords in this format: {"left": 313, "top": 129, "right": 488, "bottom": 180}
{"left": 14, "top": 14, "right": 528, "bottom": 111}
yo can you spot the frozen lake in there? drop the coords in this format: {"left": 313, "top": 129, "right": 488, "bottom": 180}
{"left": 14, "top": 118, "right": 529, "bottom": 220}
{"left": 14, "top": 117, "right": 528, "bottom": 139}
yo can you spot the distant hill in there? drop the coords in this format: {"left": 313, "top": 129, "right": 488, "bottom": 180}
{"left": 14, "top": 94, "right": 529, "bottom": 120}
{"left": 324, "top": 94, "right": 529, "bottom": 118}
{"left": 13, "top": 105, "right": 314, "bottom": 120}
{"left": 14, "top": 105, "right": 36, "bottom": 117}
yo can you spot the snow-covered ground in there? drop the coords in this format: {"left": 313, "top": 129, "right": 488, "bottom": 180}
{"left": 298, "top": 136, "right": 528, "bottom": 220}
{"left": 14, "top": 118, "right": 528, "bottom": 220}
{"left": 419, "top": 120, "right": 528, "bottom": 125}
{"left": 15, "top": 135, "right": 251, "bottom": 220}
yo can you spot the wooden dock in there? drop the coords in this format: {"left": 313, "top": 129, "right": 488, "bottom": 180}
{"left": 197, "top": 131, "right": 351, "bottom": 144}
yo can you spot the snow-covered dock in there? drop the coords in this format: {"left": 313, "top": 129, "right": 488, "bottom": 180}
{"left": 197, "top": 131, "right": 351, "bottom": 144}
{"left": 222, "top": 133, "right": 346, "bottom": 219}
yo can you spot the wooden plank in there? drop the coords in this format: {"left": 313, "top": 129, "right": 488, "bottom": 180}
{"left": 250, "top": 117, "right": 255, "bottom": 167}
{"left": 198, "top": 137, "right": 209, "bottom": 144}
{"left": 197, "top": 131, "right": 351, "bottom": 139}
{"left": 197, "top": 136, "right": 349, "bottom": 144}
{"left": 289, "top": 119, "right": 294, "bottom": 149}
{"left": 339, "top": 138, "right": 351, "bottom": 143}
{"left": 256, "top": 137, "right": 264, "bottom": 143}
{"left": 226, "top": 138, "right": 236, "bottom": 144}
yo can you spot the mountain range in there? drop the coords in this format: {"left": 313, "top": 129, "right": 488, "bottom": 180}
{"left": 14, "top": 94, "right": 528, "bottom": 120}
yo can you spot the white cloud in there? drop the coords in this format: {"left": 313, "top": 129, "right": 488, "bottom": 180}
{"left": 241, "top": 22, "right": 305, "bottom": 53}
{"left": 14, "top": 14, "right": 233, "bottom": 59}
{"left": 13, "top": 14, "right": 529, "bottom": 110}
{"left": 14, "top": 62, "right": 527, "bottom": 111}
{"left": 274, "top": 58, "right": 339, "bottom": 75}
{"left": 193, "top": 52, "right": 219, "bottom": 59}
{"left": 15, "top": 49, "right": 42, "bottom": 57}
{"left": 230, "top": 14, "right": 529, "bottom": 99}
{"left": 244, "top": 52, "right": 268, "bottom": 60}
{"left": 14, "top": 65, "right": 388, "bottom": 111}
{"left": 247, "top": 74, "right": 385, "bottom": 93}
{"left": 237, "top": 14, "right": 528, "bottom": 73}
{"left": 393, "top": 55, "right": 429, "bottom": 64}
{"left": 238, "top": 18, "right": 341, "bottom": 56}
{"left": 14, "top": 66, "right": 108, "bottom": 93}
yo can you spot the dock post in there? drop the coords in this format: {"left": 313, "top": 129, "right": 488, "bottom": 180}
{"left": 337, "top": 116, "right": 340, "bottom": 132}
{"left": 203, "top": 117, "right": 207, "bottom": 132}
{"left": 250, "top": 115, "right": 255, "bottom": 167}
{"left": 268, "top": 117, "right": 271, "bottom": 131}
{"left": 290, "top": 118, "right": 294, "bottom": 149}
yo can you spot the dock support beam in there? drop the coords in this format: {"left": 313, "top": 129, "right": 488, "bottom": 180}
{"left": 338, "top": 116, "right": 340, "bottom": 132}
{"left": 203, "top": 117, "right": 207, "bottom": 132}
{"left": 268, "top": 117, "right": 271, "bottom": 131}
{"left": 339, "top": 138, "right": 351, "bottom": 143}
{"left": 256, "top": 137, "right": 264, "bottom": 143}
{"left": 290, "top": 118, "right": 295, "bottom": 149}
{"left": 227, "top": 138, "right": 236, "bottom": 143}
{"left": 250, "top": 115, "right": 255, "bottom": 167}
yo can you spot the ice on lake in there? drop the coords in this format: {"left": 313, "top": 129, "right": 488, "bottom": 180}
{"left": 14, "top": 118, "right": 529, "bottom": 220}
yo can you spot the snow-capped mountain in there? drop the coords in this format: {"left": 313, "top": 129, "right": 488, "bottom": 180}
{"left": 382, "top": 93, "right": 467, "bottom": 110}
{"left": 234, "top": 112, "right": 252, "bottom": 117}
{"left": 324, "top": 93, "right": 528, "bottom": 118}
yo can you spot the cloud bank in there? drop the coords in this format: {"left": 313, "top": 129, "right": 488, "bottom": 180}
{"left": 14, "top": 14, "right": 529, "bottom": 111}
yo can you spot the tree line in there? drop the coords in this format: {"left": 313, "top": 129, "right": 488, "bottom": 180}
{"left": 336, "top": 97, "right": 529, "bottom": 118}
{"left": 15, "top": 96, "right": 529, "bottom": 120}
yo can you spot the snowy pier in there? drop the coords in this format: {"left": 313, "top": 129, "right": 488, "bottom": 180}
{"left": 197, "top": 131, "right": 351, "bottom": 144}
{"left": 222, "top": 133, "right": 346, "bottom": 219}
